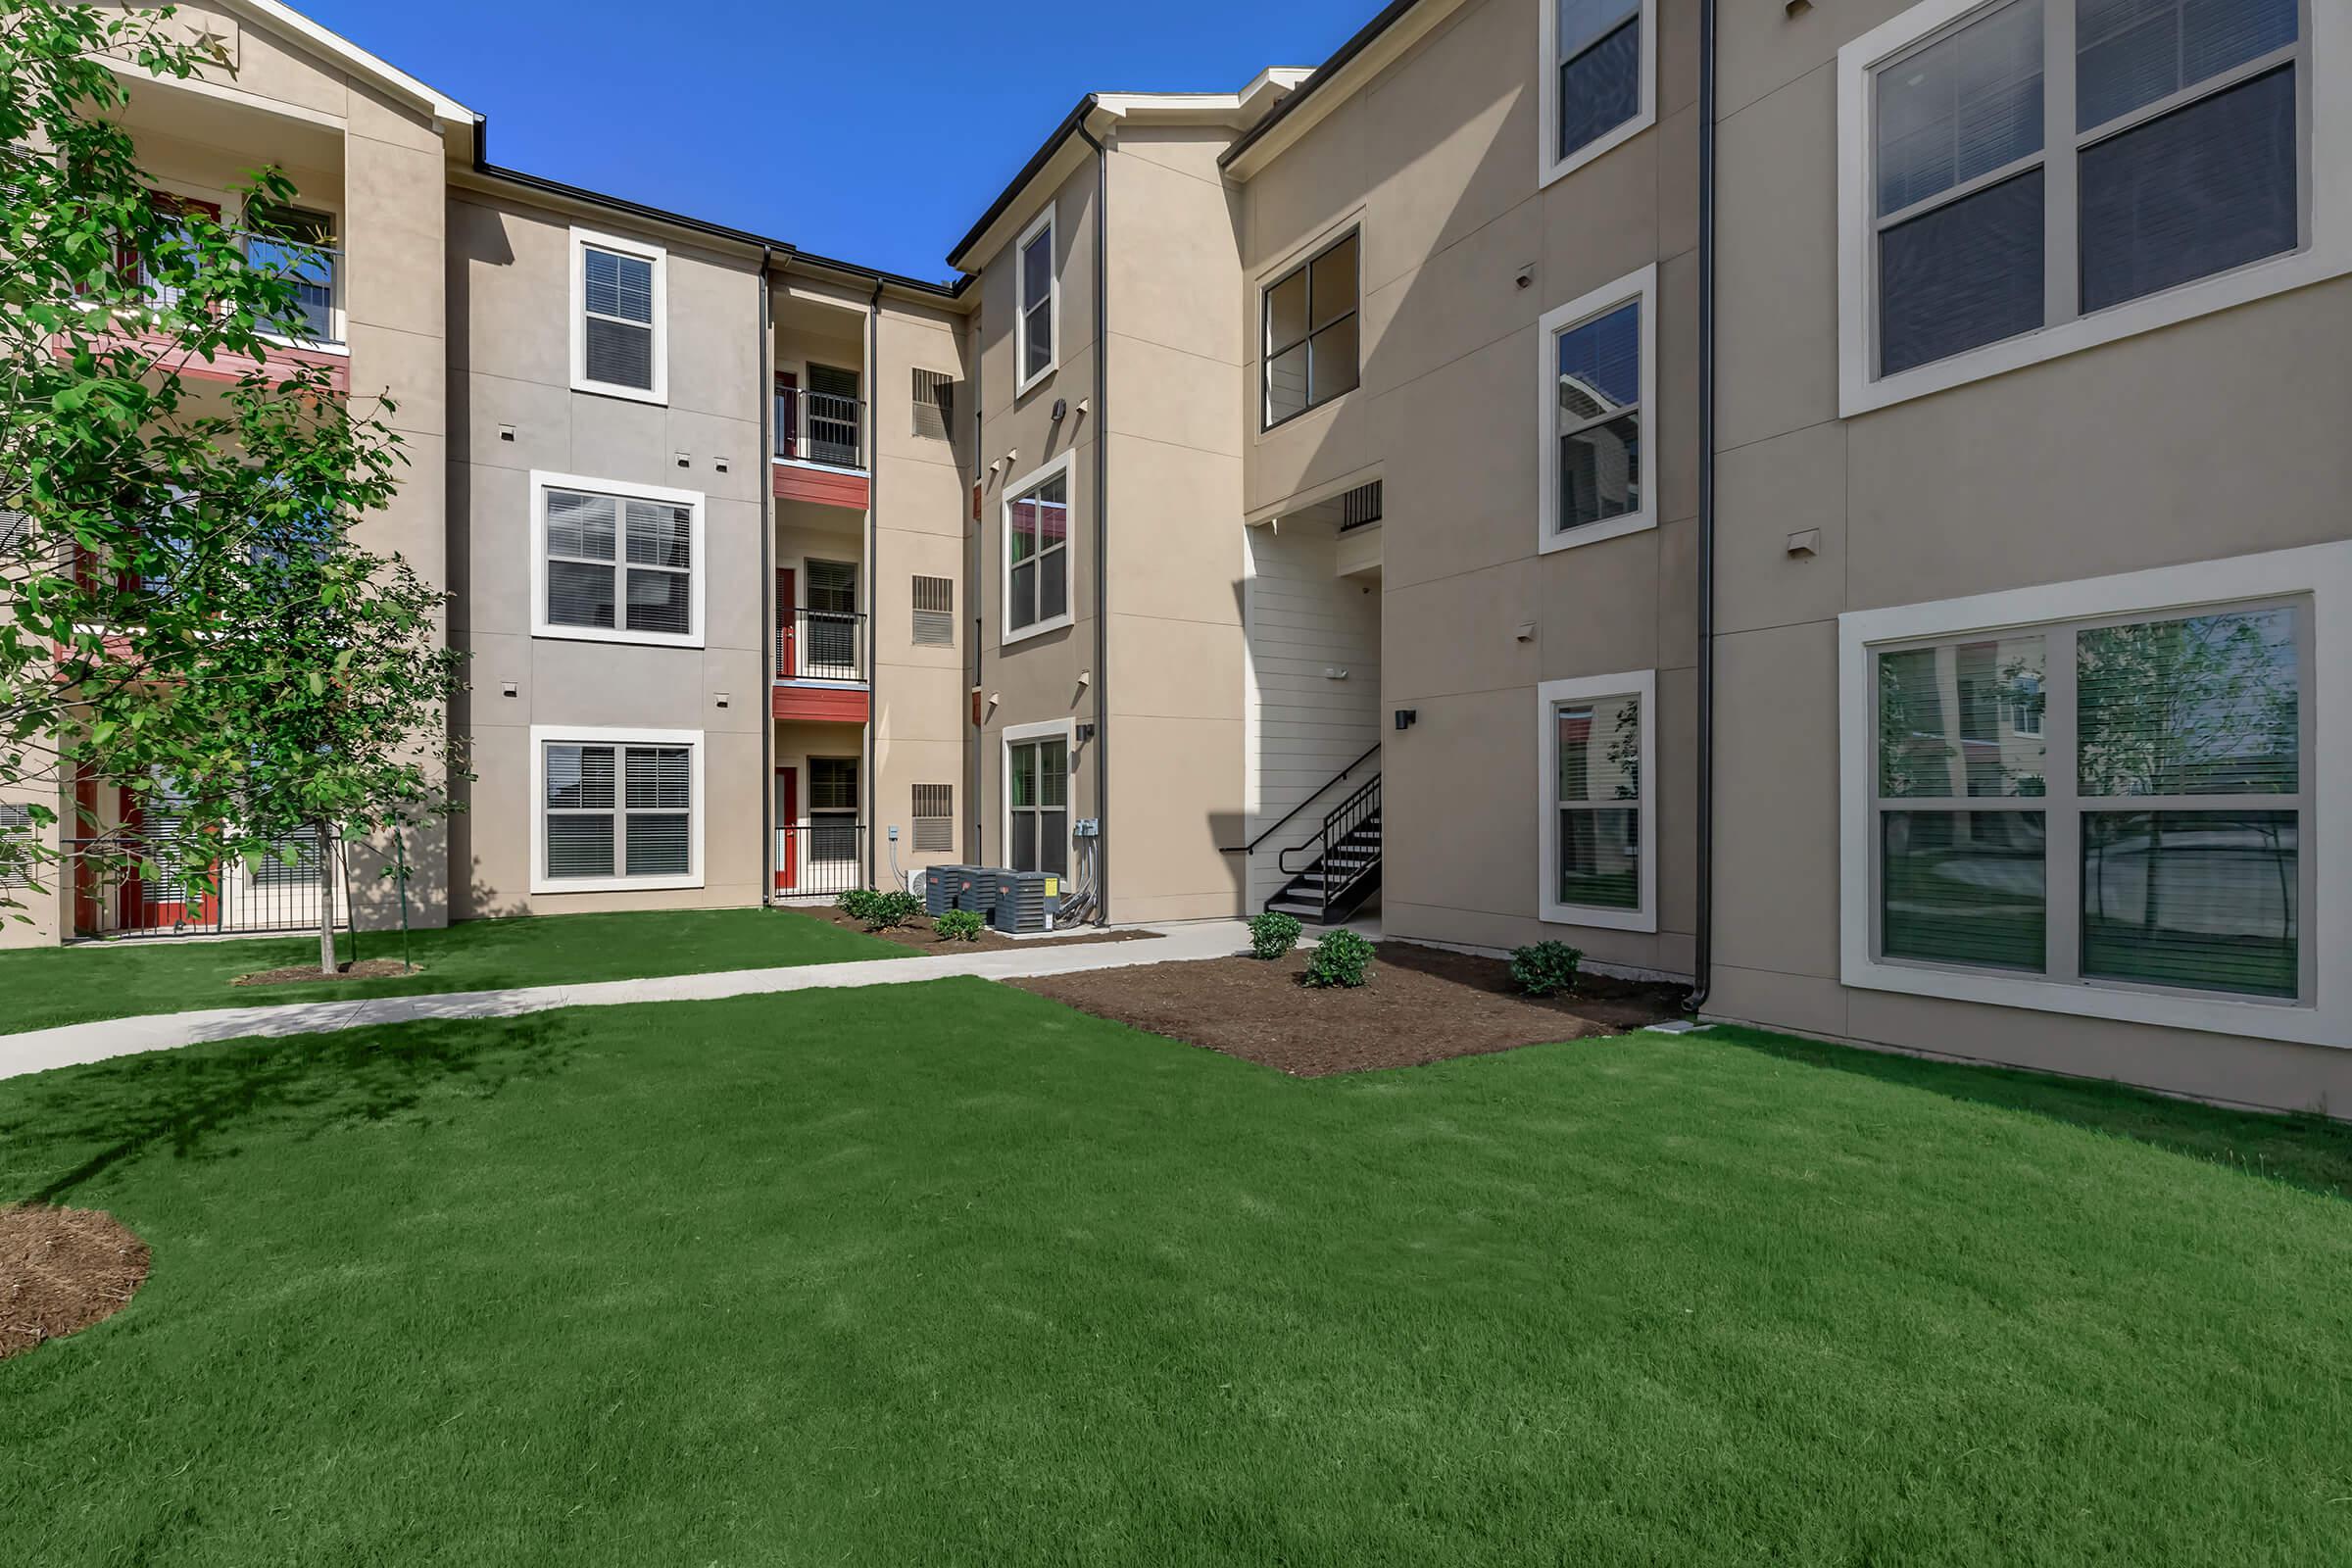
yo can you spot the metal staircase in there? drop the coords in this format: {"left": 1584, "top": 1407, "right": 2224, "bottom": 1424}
{"left": 1267, "top": 772, "right": 1382, "bottom": 925}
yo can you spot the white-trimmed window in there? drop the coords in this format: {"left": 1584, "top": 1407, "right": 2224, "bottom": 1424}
{"left": 1840, "top": 543, "right": 2349, "bottom": 1046}
{"left": 531, "top": 727, "right": 704, "bottom": 894}
{"left": 1261, "top": 228, "right": 1360, "bottom": 428}
{"left": 1538, "top": 265, "right": 1655, "bottom": 554}
{"left": 1004, "top": 719, "right": 1073, "bottom": 878}
{"left": 1016, "top": 205, "right": 1056, "bottom": 393}
{"left": 1004, "top": 453, "right": 1072, "bottom": 642}
{"left": 0, "top": 803, "right": 35, "bottom": 889}
{"left": 1539, "top": 669, "right": 1656, "bottom": 931}
{"left": 1840, "top": 0, "right": 2338, "bottom": 415}
{"left": 570, "top": 227, "right": 666, "bottom": 403}
{"left": 1541, "top": 0, "right": 1656, "bottom": 187}
{"left": 808, "top": 756, "right": 861, "bottom": 866}
{"left": 530, "top": 471, "right": 704, "bottom": 648}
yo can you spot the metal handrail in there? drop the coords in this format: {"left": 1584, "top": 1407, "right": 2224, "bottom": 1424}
{"left": 1230, "top": 742, "right": 1381, "bottom": 856}
{"left": 774, "top": 387, "right": 865, "bottom": 468}
{"left": 774, "top": 822, "right": 867, "bottom": 897}
{"left": 1274, "top": 772, "right": 1382, "bottom": 923}
{"left": 776, "top": 607, "right": 868, "bottom": 682}
{"left": 1278, "top": 770, "right": 1380, "bottom": 877}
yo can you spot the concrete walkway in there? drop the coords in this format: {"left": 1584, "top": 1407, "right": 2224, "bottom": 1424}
{"left": 0, "top": 920, "right": 1252, "bottom": 1083}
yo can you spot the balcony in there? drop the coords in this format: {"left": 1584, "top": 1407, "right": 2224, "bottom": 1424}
{"left": 64, "top": 225, "right": 350, "bottom": 394}
{"left": 772, "top": 382, "right": 870, "bottom": 510}
{"left": 774, "top": 822, "right": 866, "bottom": 897}
{"left": 772, "top": 608, "right": 870, "bottom": 723}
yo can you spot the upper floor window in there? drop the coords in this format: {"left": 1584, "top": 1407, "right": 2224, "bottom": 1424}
{"left": 1017, "top": 206, "right": 1056, "bottom": 393}
{"left": 570, "top": 227, "right": 666, "bottom": 403}
{"left": 243, "top": 203, "right": 340, "bottom": 346}
{"left": 530, "top": 470, "right": 704, "bottom": 648}
{"left": 1262, "top": 228, "right": 1359, "bottom": 429}
{"left": 1004, "top": 455, "right": 1072, "bottom": 642}
{"left": 1842, "top": 0, "right": 2332, "bottom": 414}
{"left": 1538, "top": 264, "right": 1655, "bottom": 554}
{"left": 1542, "top": 0, "right": 1655, "bottom": 186}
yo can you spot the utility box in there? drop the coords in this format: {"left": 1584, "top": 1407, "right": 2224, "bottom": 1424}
{"left": 989, "top": 871, "right": 1060, "bottom": 934}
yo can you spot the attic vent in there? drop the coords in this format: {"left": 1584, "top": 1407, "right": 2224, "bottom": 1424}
{"left": 911, "top": 784, "right": 954, "bottom": 852}
{"left": 1339, "top": 479, "right": 1384, "bottom": 532}
{"left": 912, "top": 368, "right": 956, "bottom": 440}
{"left": 911, "top": 575, "right": 956, "bottom": 647}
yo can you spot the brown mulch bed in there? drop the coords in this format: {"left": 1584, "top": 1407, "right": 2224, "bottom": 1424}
{"left": 1, "top": 1206, "right": 151, "bottom": 1361}
{"left": 792, "top": 904, "right": 1162, "bottom": 955}
{"left": 1011, "top": 940, "right": 1690, "bottom": 1076}
{"left": 232, "top": 958, "right": 422, "bottom": 988}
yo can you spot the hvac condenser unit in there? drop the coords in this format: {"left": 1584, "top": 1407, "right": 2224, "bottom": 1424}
{"left": 989, "top": 870, "right": 1060, "bottom": 934}
{"left": 923, "top": 866, "right": 965, "bottom": 918}
{"left": 951, "top": 867, "right": 1000, "bottom": 917}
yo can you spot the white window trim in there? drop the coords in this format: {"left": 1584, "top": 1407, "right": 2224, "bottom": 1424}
{"left": 1001, "top": 450, "right": 1076, "bottom": 648}
{"left": 1838, "top": 0, "right": 2350, "bottom": 418}
{"left": 529, "top": 470, "right": 707, "bottom": 649}
{"left": 1002, "top": 717, "right": 1078, "bottom": 877}
{"left": 529, "top": 725, "right": 705, "bottom": 895}
{"left": 1538, "top": 668, "right": 1658, "bottom": 932}
{"left": 1014, "top": 204, "right": 1058, "bottom": 398}
{"left": 1537, "top": 264, "right": 1657, "bottom": 556}
{"left": 1539, "top": 0, "right": 1657, "bottom": 190}
{"left": 569, "top": 225, "right": 668, "bottom": 405}
{"left": 1838, "top": 541, "right": 2351, "bottom": 1047}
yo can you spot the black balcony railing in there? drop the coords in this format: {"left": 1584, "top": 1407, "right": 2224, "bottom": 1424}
{"left": 775, "top": 822, "right": 866, "bottom": 897}
{"left": 62, "top": 832, "right": 351, "bottom": 940}
{"left": 774, "top": 387, "right": 864, "bottom": 469}
{"left": 777, "top": 607, "right": 866, "bottom": 682}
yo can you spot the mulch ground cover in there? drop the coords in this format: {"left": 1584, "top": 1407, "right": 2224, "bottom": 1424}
{"left": 792, "top": 905, "right": 1161, "bottom": 955}
{"left": 1, "top": 1206, "right": 150, "bottom": 1360}
{"left": 232, "top": 959, "right": 422, "bottom": 988}
{"left": 1011, "top": 940, "right": 1689, "bottom": 1075}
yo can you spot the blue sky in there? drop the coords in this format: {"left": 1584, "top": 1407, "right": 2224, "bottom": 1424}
{"left": 300, "top": 0, "right": 1379, "bottom": 282}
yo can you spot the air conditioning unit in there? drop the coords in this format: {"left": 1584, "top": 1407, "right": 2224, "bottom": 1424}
{"left": 952, "top": 867, "right": 999, "bottom": 917}
{"left": 922, "top": 866, "right": 963, "bottom": 918}
{"left": 989, "top": 870, "right": 1060, "bottom": 934}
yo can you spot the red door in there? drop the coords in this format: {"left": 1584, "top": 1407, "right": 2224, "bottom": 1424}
{"left": 775, "top": 766, "right": 799, "bottom": 891}
{"left": 775, "top": 565, "right": 797, "bottom": 679}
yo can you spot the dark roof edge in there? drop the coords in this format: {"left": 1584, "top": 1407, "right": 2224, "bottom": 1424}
{"left": 1218, "top": 0, "right": 1425, "bottom": 171}
{"left": 945, "top": 93, "right": 1100, "bottom": 270}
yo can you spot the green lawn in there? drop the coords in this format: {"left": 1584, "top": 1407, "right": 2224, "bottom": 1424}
{"left": 0, "top": 907, "right": 905, "bottom": 1034}
{"left": 6, "top": 985, "right": 2352, "bottom": 1564}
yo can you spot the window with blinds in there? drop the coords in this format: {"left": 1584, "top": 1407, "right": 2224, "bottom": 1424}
{"left": 1868, "top": 0, "right": 2303, "bottom": 379}
{"left": 0, "top": 804, "right": 33, "bottom": 888}
{"left": 1552, "top": 1, "right": 1645, "bottom": 167}
{"left": 912, "top": 575, "right": 956, "bottom": 647}
{"left": 1873, "top": 600, "right": 2307, "bottom": 1001}
{"left": 581, "top": 244, "right": 655, "bottom": 389}
{"left": 912, "top": 783, "right": 954, "bottom": 854}
{"left": 912, "top": 369, "right": 955, "bottom": 441}
{"left": 808, "top": 757, "right": 860, "bottom": 864}
{"left": 539, "top": 479, "right": 697, "bottom": 643}
{"left": 543, "top": 741, "right": 693, "bottom": 883}
{"left": 1551, "top": 692, "right": 1642, "bottom": 912}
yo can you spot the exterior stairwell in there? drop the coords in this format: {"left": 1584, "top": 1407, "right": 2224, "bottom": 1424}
{"left": 1265, "top": 773, "right": 1382, "bottom": 926}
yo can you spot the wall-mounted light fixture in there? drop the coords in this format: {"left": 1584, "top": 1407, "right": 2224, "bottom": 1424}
{"left": 1395, "top": 709, "right": 1418, "bottom": 732}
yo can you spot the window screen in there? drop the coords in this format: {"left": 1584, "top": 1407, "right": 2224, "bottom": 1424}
{"left": 1263, "top": 230, "right": 1360, "bottom": 427}
{"left": 544, "top": 486, "right": 693, "bottom": 639}
{"left": 581, "top": 244, "right": 655, "bottom": 390}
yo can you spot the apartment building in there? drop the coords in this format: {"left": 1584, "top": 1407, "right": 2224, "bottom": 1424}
{"left": 24, "top": 0, "right": 2349, "bottom": 1114}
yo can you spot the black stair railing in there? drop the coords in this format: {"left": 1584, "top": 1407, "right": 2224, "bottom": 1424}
{"left": 1276, "top": 772, "right": 1381, "bottom": 924}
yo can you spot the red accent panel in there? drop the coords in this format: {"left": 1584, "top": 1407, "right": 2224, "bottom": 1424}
{"left": 772, "top": 462, "right": 869, "bottom": 510}
{"left": 775, "top": 765, "right": 799, "bottom": 891}
{"left": 775, "top": 564, "right": 796, "bottom": 678}
{"left": 52, "top": 329, "right": 352, "bottom": 394}
{"left": 771, "top": 684, "right": 870, "bottom": 723}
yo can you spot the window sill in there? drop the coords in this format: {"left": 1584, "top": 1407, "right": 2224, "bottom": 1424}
{"left": 1541, "top": 903, "right": 1656, "bottom": 933}
{"left": 531, "top": 872, "right": 704, "bottom": 896}
{"left": 531, "top": 625, "right": 705, "bottom": 651}
{"left": 1538, "top": 510, "right": 1655, "bottom": 556}
{"left": 1014, "top": 362, "right": 1058, "bottom": 401}
{"left": 569, "top": 375, "right": 668, "bottom": 407}
{"left": 1539, "top": 109, "right": 1654, "bottom": 192}
{"left": 1002, "top": 614, "right": 1073, "bottom": 649}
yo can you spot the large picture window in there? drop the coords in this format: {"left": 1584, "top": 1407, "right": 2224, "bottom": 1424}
{"left": 570, "top": 228, "right": 665, "bottom": 403}
{"left": 1840, "top": 545, "right": 2349, "bottom": 1045}
{"left": 1538, "top": 265, "right": 1655, "bottom": 554}
{"left": 1538, "top": 669, "right": 1656, "bottom": 931}
{"left": 1262, "top": 229, "right": 1359, "bottom": 428}
{"left": 1841, "top": 0, "right": 2330, "bottom": 412}
{"left": 531, "top": 471, "right": 704, "bottom": 648}
{"left": 1004, "top": 457, "right": 1072, "bottom": 641}
{"left": 1542, "top": 0, "right": 1656, "bottom": 186}
{"left": 533, "top": 728, "right": 702, "bottom": 894}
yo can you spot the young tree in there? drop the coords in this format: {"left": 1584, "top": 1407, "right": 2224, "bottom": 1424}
{"left": 1, "top": 0, "right": 404, "bottom": 920}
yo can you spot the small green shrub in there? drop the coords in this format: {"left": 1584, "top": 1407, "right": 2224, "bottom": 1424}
{"left": 836, "top": 887, "right": 881, "bottom": 923}
{"left": 1508, "top": 940, "right": 1584, "bottom": 998}
{"left": 1247, "top": 910, "right": 1302, "bottom": 960}
{"left": 1302, "top": 929, "right": 1374, "bottom": 989}
{"left": 864, "top": 890, "right": 924, "bottom": 932}
{"left": 934, "top": 908, "right": 986, "bottom": 942}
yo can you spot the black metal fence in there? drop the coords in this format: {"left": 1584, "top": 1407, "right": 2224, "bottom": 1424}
{"left": 774, "top": 387, "right": 864, "bottom": 468}
{"left": 62, "top": 833, "right": 352, "bottom": 940}
{"left": 775, "top": 822, "right": 866, "bottom": 898}
{"left": 777, "top": 608, "right": 867, "bottom": 682}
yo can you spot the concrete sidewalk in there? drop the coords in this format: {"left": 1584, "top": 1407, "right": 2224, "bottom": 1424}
{"left": 0, "top": 920, "right": 1251, "bottom": 1083}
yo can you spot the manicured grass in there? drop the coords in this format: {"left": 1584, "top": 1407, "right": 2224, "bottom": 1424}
{"left": 0, "top": 906, "right": 906, "bottom": 1034}
{"left": 5, "top": 988, "right": 2352, "bottom": 1564}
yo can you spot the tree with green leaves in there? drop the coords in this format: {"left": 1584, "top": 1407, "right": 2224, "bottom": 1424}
{"left": 1, "top": 0, "right": 429, "bottom": 940}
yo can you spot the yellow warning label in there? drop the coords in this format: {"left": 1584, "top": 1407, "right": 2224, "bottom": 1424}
{"left": 1044, "top": 878, "right": 1060, "bottom": 898}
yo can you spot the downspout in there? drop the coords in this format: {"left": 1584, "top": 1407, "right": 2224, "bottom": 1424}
{"left": 1076, "top": 121, "right": 1110, "bottom": 925}
{"left": 865, "top": 279, "right": 883, "bottom": 890}
{"left": 1690, "top": 0, "right": 1718, "bottom": 1010}
{"left": 968, "top": 310, "right": 985, "bottom": 861}
{"left": 759, "top": 248, "right": 775, "bottom": 903}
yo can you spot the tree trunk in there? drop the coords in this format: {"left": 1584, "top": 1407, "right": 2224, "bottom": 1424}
{"left": 317, "top": 824, "right": 339, "bottom": 976}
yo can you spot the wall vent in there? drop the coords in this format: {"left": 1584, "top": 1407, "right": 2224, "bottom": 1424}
{"left": 911, "top": 574, "right": 956, "bottom": 647}
{"left": 1339, "top": 479, "right": 1384, "bottom": 532}
{"left": 911, "top": 784, "right": 954, "bottom": 853}
{"left": 912, "top": 368, "right": 956, "bottom": 440}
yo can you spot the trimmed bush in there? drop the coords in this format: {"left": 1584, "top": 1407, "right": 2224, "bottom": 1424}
{"left": 836, "top": 888, "right": 881, "bottom": 923}
{"left": 1247, "top": 910, "right": 1302, "bottom": 960}
{"left": 864, "top": 890, "right": 924, "bottom": 932}
{"left": 1508, "top": 940, "right": 1585, "bottom": 998}
{"left": 934, "top": 908, "right": 986, "bottom": 942}
{"left": 1303, "top": 929, "right": 1374, "bottom": 990}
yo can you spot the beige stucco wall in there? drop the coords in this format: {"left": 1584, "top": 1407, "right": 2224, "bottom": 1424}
{"left": 447, "top": 188, "right": 766, "bottom": 919}
{"left": 1238, "top": 0, "right": 1702, "bottom": 971}
{"left": 1709, "top": 3, "right": 2352, "bottom": 1111}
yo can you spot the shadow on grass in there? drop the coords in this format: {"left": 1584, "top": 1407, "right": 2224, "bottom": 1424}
{"left": 0, "top": 1014, "right": 575, "bottom": 1206}
{"left": 1710, "top": 1026, "right": 2352, "bottom": 1201}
